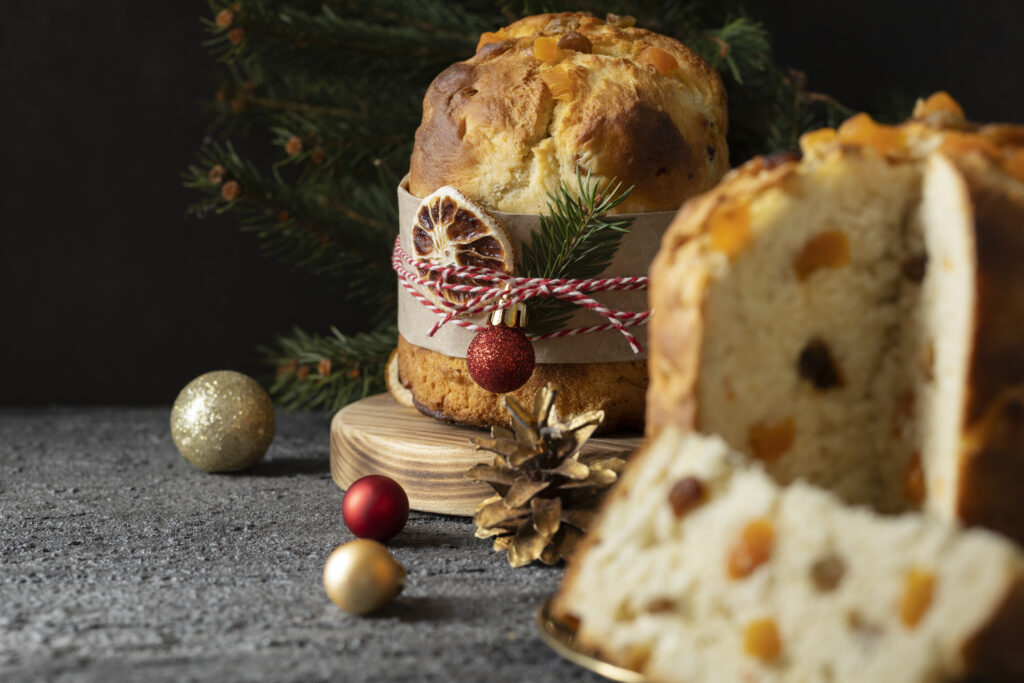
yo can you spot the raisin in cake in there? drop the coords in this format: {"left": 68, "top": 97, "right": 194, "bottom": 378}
{"left": 552, "top": 428, "right": 1024, "bottom": 682}
{"left": 398, "top": 11, "right": 728, "bottom": 432}
{"left": 647, "top": 93, "right": 1024, "bottom": 541}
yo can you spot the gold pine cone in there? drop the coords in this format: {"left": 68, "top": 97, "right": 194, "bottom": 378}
{"left": 466, "top": 384, "right": 625, "bottom": 568}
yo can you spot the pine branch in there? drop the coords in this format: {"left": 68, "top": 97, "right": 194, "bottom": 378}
{"left": 184, "top": 142, "right": 397, "bottom": 316}
{"left": 188, "top": 0, "right": 885, "bottom": 411}
{"left": 261, "top": 324, "right": 397, "bottom": 411}
{"left": 689, "top": 17, "right": 770, "bottom": 85}
{"left": 520, "top": 170, "right": 635, "bottom": 335}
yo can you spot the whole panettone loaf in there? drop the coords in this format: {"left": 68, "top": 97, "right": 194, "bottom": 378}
{"left": 646, "top": 93, "right": 1024, "bottom": 541}
{"left": 410, "top": 12, "right": 729, "bottom": 214}
{"left": 398, "top": 12, "right": 729, "bottom": 432}
{"left": 552, "top": 428, "right": 1024, "bottom": 682}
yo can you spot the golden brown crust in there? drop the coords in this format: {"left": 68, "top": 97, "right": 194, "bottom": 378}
{"left": 952, "top": 153, "right": 1024, "bottom": 544}
{"left": 396, "top": 334, "right": 646, "bottom": 434}
{"left": 410, "top": 12, "right": 728, "bottom": 214}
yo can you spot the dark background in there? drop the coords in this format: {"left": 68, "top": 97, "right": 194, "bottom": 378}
{"left": 3, "top": 1, "right": 1022, "bottom": 405}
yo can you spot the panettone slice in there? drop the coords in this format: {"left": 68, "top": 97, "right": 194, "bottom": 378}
{"left": 552, "top": 428, "right": 1024, "bottom": 682}
{"left": 646, "top": 96, "right": 1024, "bottom": 541}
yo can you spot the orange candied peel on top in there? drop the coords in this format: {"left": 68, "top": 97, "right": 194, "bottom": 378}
{"left": 799, "top": 127, "right": 837, "bottom": 156}
{"left": 914, "top": 91, "right": 965, "bottom": 119}
{"left": 837, "top": 113, "right": 906, "bottom": 158}
{"left": 639, "top": 45, "right": 677, "bottom": 75}
{"left": 476, "top": 28, "right": 506, "bottom": 52}
{"left": 540, "top": 65, "right": 576, "bottom": 102}
{"left": 533, "top": 35, "right": 560, "bottom": 62}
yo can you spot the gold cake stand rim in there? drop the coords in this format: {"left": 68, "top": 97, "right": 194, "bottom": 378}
{"left": 535, "top": 597, "right": 647, "bottom": 683}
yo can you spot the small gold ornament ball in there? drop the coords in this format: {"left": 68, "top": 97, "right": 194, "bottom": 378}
{"left": 170, "top": 370, "right": 275, "bottom": 473}
{"left": 323, "top": 539, "right": 406, "bottom": 615}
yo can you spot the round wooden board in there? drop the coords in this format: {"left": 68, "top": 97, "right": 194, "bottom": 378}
{"left": 330, "top": 394, "right": 644, "bottom": 517}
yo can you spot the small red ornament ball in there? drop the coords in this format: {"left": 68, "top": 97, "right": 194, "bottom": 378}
{"left": 342, "top": 475, "right": 409, "bottom": 542}
{"left": 466, "top": 325, "right": 536, "bottom": 394}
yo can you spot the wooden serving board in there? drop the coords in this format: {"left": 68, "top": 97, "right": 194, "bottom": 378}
{"left": 330, "top": 394, "right": 644, "bottom": 517}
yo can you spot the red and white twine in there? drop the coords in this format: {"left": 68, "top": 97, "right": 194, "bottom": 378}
{"left": 392, "top": 238, "right": 651, "bottom": 353}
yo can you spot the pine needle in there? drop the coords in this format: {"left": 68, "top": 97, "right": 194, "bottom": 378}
{"left": 520, "top": 170, "right": 635, "bottom": 335}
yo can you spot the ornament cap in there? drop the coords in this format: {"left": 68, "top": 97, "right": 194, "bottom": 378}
{"left": 490, "top": 302, "right": 528, "bottom": 329}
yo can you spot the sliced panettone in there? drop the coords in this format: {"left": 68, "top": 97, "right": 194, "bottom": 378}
{"left": 646, "top": 94, "right": 1024, "bottom": 541}
{"left": 552, "top": 428, "right": 1024, "bottom": 683}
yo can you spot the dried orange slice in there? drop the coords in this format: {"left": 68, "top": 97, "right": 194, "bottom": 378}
{"left": 412, "top": 186, "right": 515, "bottom": 304}
{"left": 385, "top": 348, "right": 413, "bottom": 408}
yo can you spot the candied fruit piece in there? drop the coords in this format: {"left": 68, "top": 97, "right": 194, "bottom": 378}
{"left": 797, "top": 338, "right": 842, "bottom": 390}
{"left": 668, "top": 477, "right": 707, "bottom": 518}
{"left": 639, "top": 45, "right": 677, "bottom": 75}
{"left": 904, "top": 452, "right": 926, "bottom": 505}
{"left": 837, "top": 113, "right": 906, "bottom": 157}
{"left": 794, "top": 230, "right": 850, "bottom": 280}
{"left": 914, "top": 91, "right": 965, "bottom": 119}
{"left": 606, "top": 13, "right": 636, "bottom": 28}
{"left": 476, "top": 29, "right": 505, "bottom": 52}
{"left": 743, "top": 618, "right": 782, "bottom": 661}
{"left": 799, "top": 127, "right": 837, "bottom": 156}
{"left": 540, "top": 66, "right": 575, "bottom": 102}
{"left": 645, "top": 598, "right": 676, "bottom": 614}
{"left": 900, "top": 568, "right": 935, "bottom": 628}
{"left": 707, "top": 202, "right": 752, "bottom": 259}
{"left": 748, "top": 418, "right": 795, "bottom": 463}
{"left": 557, "top": 31, "right": 592, "bottom": 53}
{"left": 533, "top": 36, "right": 560, "bottom": 62}
{"left": 728, "top": 518, "right": 774, "bottom": 579}
{"left": 810, "top": 554, "right": 846, "bottom": 591}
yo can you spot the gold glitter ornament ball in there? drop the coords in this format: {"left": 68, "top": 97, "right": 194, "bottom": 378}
{"left": 170, "top": 370, "right": 275, "bottom": 472}
{"left": 323, "top": 539, "right": 406, "bottom": 615}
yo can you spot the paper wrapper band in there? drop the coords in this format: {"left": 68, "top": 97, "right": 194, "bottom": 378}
{"left": 397, "top": 177, "right": 675, "bottom": 364}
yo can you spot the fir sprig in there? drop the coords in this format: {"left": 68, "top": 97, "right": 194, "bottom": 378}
{"left": 520, "top": 171, "right": 635, "bottom": 335}
{"left": 260, "top": 325, "right": 397, "bottom": 412}
{"left": 188, "top": 0, "right": 874, "bottom": 411}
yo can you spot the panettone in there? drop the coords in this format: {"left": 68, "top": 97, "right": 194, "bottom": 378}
{"left": 410, "top": 12, "right": 728, "bottom": 214}
{"left": 400, "top": 12, "right": 729, "bottom": 431}
{"left": 552, "top": 428, "right": 1024, "bottom": 682}
{"left": 646, "top": 93, "right": 1024, "bottom": 541}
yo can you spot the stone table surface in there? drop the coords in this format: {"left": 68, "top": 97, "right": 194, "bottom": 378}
{"left": 0, "top": 408, "right": 606, "bottom": 683}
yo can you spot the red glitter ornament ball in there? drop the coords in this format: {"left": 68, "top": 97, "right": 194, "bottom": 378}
{"left": 466, "top": 324, "right": 536, "bottom": 394}
{"left": 342, "top": 475, "right": 410, "bottom": 542}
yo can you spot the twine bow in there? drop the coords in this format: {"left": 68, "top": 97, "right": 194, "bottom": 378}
{"left": 391, "top": 238, "right": 651, "bottom": 353}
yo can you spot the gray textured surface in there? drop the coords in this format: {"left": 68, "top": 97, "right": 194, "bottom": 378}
{"left": 0, "top": 408, "right": 604, "bottom": 683}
